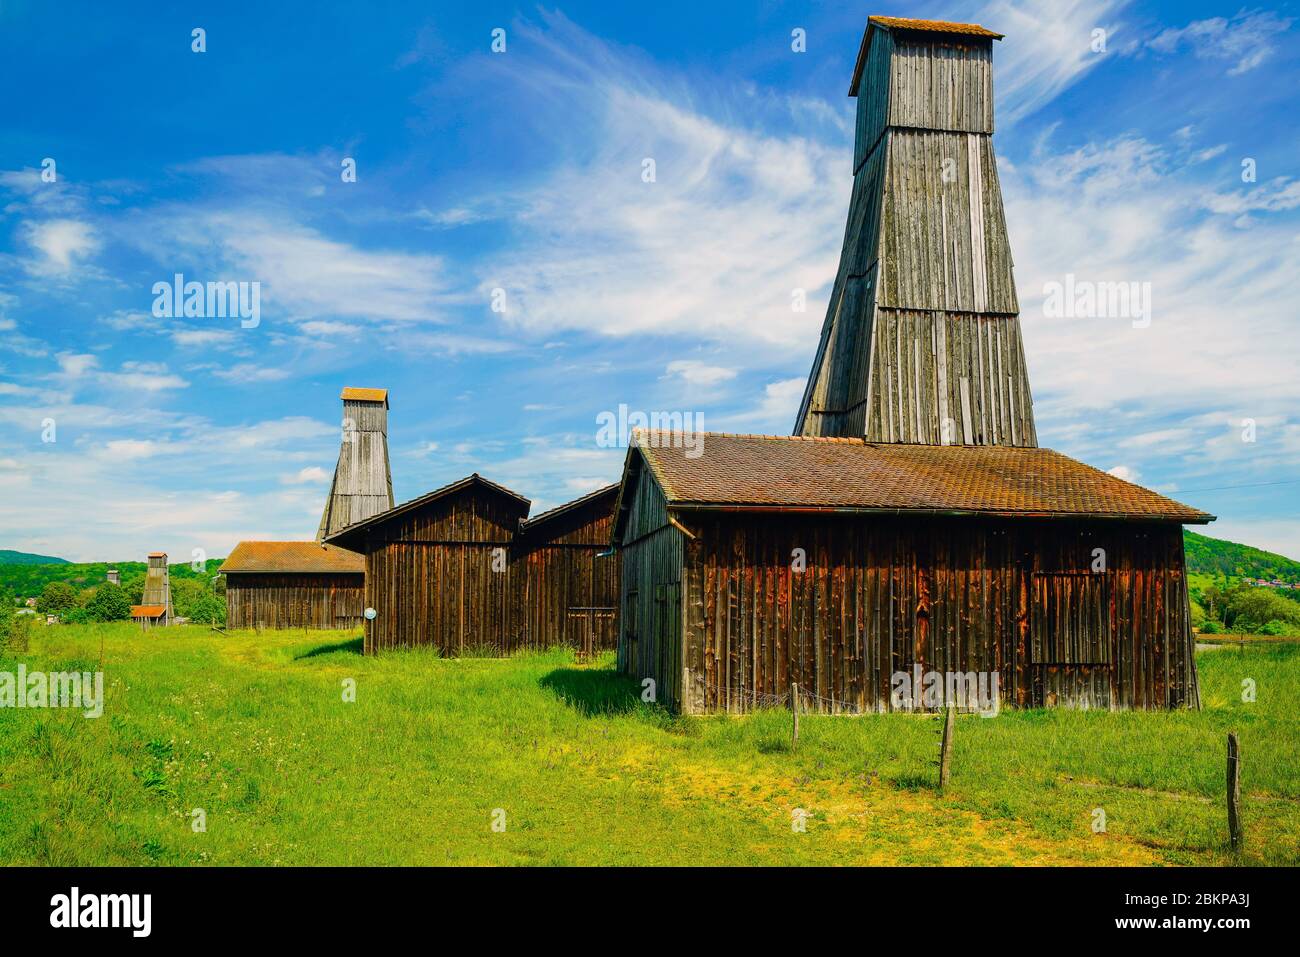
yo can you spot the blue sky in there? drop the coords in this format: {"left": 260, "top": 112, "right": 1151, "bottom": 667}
{"left": 1, "top": 0, "right": 1298, "bottom": 562}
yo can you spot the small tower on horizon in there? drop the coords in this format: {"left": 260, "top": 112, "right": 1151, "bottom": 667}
{"left": 131, "top": 552, "right": 173, "bottom": 628}
{"left": 317, "top": 387, "right": 395, "bottom": 541}
{"left": 795, "top": 15, "right": 1037, "bottom": 447}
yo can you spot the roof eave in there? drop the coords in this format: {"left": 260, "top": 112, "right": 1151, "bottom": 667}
{"left": 667, "top": 502, "right": 1214, "bottom": 524}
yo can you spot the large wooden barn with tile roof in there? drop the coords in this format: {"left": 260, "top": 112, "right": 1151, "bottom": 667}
{"left": 612, "top": 15, "right": 1214, "bottom": 714}
{"left": 219, "top": 387, "right": 393, "bottom": 630}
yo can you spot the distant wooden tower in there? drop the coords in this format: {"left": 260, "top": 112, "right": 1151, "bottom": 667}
{"left": 317, "top": 387, "right": 395, "bottom": 541}
{"left": 131, "top": 552, "right": 173, "bottom": 628}
{"left": 106, "top": 568, "right": 120, "bottom": 586}
{"left": 796, "top": 16, "right": 1036, "bottom": 447}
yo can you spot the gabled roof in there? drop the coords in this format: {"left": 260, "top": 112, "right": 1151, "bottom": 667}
{"left": 130, "top": 605, "right": 167, "bottom": 619}
{"left": 850, "top": 15, "right": 1003, "bottom": 96}
{"left": 323, "top": 473, "right": 531, "bottom": 551}
{"left": 615, "top": 432, "right": 1213, "bottom": 538}
{"left": 340, "top": 386, "right": 388, "bottom": 405}
{"left": 519, "top": 483, "right": 620, "bottom": 535}
{"left": 219, "top": 541, "right": 364, "bottom": 575}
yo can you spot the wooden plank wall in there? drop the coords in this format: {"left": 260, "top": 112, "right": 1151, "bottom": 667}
{"left": 516, "top": 497, "right": 621, "bottom": 653}
{"left": 226, "top": 573, "right": 364, "bottom": 629}
{"left": 362, "top": 484, "right": 621, "bottom": 656}
{"left": 859, "top": 310, "right": 1037, "bottom": 446}
{"left": 616, "top": 470, "right": 685, "bottom": 709}
{"left": 363, "top": 485, "right": 524, "bottom": 655}
{"left": 670, "top": 513, "right": 1195, "bottom": 714}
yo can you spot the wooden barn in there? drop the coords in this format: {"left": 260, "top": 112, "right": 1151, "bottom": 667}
{"left": 613, "top": 16, "right": 1214, "bottom": 714}
{"left": 130, "top": 552, "right": 173, "bottom": 628}
{"left": 219, "top": 542, "right": 364, "bottom": 629}
{"left": 613, "top": 434, "right": 1211, "bottom": 714}
{"left": 221, "top": 387, "right": 393, "bottom": 630}
{"left": 325, "top": 476, "right": 621, "bottom": 656}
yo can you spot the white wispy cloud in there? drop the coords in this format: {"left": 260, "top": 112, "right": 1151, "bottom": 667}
{"left": 451, "top": 12, "right": 844, "bottom": 353}
{"left": 975, "top": 0, "right": 1132, "bottom": 124}
{"left": 1148, "top": 10, "right": 1293, "bottom": 75}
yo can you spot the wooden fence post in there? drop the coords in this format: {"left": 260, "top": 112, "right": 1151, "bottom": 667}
{"left": 1227, "top": 731, "right": 1243, "bottom": 852}
{"left": 939, "top": 705, "right": 955, "bottom": 792}
{"left": 791, "top": 683, "right": 800, "bottom": 751}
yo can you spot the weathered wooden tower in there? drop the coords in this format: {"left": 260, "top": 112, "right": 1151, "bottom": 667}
{"left": 796, "top": 16, "right": 1036, "bottom": 447}
{"left": 317, "top": 387, "right": 395, "bottom": 540}
{"left": 131, "top": 552, "right": 173, "bottom": 628}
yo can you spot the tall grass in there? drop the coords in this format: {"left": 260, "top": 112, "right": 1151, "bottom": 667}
{"left": 0, "top": 623, "right": 1295, "bottom": 866}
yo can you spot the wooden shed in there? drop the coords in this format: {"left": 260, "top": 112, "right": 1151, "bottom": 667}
{"left": 218, "top": 542, "right": 364, "bottom": 629}
{"left": 130, "top": 552, "right": 173, "bottom": 629}
{"left": 326, "top": 474, "right": 531, "bottom": 655}
{"left": 613, "top": 433, "right": 1213, "bottom": 714}
{"left": 325, "top": 477, "right": 622, "bottom": 656}
{"left": 516, "top": 483, "right": 621, "bottom": 657}
{"left": 223, "top": 386, "right": 393, "bottom": 630}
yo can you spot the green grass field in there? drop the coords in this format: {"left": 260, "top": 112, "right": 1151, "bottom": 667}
{"left": 2, "top": 623, "right": 1297, "bottom": 866}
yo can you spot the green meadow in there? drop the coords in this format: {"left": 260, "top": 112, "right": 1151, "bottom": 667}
{"left": 1, "top": 623, "right": 1296, "bottom": 866}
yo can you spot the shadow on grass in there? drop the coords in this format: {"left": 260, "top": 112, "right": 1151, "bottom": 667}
{"left": 294, "top": 637, "right": 363, "bottom": 659}
{"left": 540, "top": 667, "right": 644, "bottom": 716}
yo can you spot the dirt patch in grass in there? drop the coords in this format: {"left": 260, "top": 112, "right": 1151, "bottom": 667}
{"left": 634, "top": 758, "right": 1164, "bottom": 866}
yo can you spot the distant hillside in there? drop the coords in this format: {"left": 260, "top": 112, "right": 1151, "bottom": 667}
{"left": 0, "top": 559, "right": 225, "bottom": 598}
{"left": 1184, "top": 530, "right": 1300, "bottom": 583}
{"left": 0, "top": 549, "right": 70, "bottom": 565}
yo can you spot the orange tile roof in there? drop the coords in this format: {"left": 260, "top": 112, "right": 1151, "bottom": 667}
{"left": 340, "top": 387, "right": 388, "bottom": 403}
{"left": 867, "top": 15, "right": 1003, "bottom": 39}
{"left": 130, "top": 605, "right": 167, "bottom": 618}
{"left": 218, "top": 541, "right": 365, "bottom": 574}
{"left": 629, "top": 432, "right": 1213, "bottom": 523}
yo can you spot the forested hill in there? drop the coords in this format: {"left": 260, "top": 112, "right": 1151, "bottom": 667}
{"left": 1184, "top": 530, "right": 1300, "bottom": 583}
{"left": 0, "top": 559, "right": 225, "bottom": 597}
{"left": 0, "top": 549, "right": 69, "bottom": 565}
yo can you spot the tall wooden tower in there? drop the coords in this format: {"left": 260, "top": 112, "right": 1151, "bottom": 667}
{"left": 317, "top": 387, "right": 395, "bottom": 540}
{"left": 795, "top": 16, "right": 1037, "bottom": 447}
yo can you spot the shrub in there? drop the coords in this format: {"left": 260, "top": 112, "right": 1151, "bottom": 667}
{"left": 1198, "top": 620, "right": 1221, "bottom": 634}
{"left": 86, "top": 583, "right": 132, "bottom": 622}
{"left": 185, "top": 592, "right": 226, "bottom": 626}
{"left": 60, "top": 607, "right": 90, "bottom": 625}
{"left": 36, "top": 581, "right": 78, "bottom": 614}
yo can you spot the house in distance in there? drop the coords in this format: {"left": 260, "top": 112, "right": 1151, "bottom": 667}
{"left": 612, "top": 15, "right": 1215, "bottom": 714}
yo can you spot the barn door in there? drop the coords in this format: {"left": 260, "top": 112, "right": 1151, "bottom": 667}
{"left": 1031, "top": 572, "right": 1113, "bottom": 709}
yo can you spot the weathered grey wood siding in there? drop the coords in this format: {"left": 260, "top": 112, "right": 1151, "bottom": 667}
{"left": 674, "top": 513, "right": 1196, "bottom": 714}
{"left": 318, "top": 396, "right": 395, "bottom": 540}
{"left": 615, "top": 468, "right": 685, "bottom": 710}
{"left": 860, "top": 310, "right": 1036, "bottom": 445}
{"left": 226, "top": 573, "right": 364, "bottom": 629}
